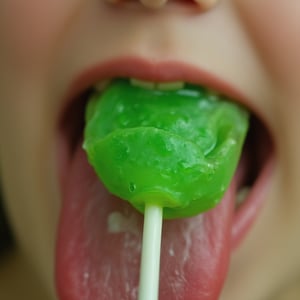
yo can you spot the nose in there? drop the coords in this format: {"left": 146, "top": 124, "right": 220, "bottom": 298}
{"left": 108, "top": 0, "right": 219, "bottom": 10}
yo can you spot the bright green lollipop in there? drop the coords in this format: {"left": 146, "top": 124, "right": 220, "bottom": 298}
{"left": 83, "top": 78, "right": 249, "bottom": 300}
{"left": 83, "top": 78, "right": 249, "bottom": 219}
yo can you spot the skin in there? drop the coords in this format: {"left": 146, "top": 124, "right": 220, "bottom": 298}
{"left": 0, "top": 0, "right": 300, "bottom": 299}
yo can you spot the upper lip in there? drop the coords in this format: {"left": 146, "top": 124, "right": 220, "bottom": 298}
{"left": 63, "top": 55, "right": 251, "bottom": 110}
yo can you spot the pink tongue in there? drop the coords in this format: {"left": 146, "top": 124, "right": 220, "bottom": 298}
{"left": 56, "top": 146, "right": 236, "bottom": 300}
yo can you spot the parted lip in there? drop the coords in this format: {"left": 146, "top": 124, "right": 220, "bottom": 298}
{"left": 58, "top": 54, "right": 275, "bottom": 250}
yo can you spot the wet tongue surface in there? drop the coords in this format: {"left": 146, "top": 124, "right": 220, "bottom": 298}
{"left": 56, "top": 144, "right": 236, "bottom": 300}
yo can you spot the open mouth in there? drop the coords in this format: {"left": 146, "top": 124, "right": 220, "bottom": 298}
{"left": 56, "top": 68, "right": 275, "bottom": 299}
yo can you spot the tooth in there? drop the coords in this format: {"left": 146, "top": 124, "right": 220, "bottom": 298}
{"left": 205, "top": 88, "right": 220, "bottom": 101}
{"left": 130, "top": 78, "right": 156, "bottom": 90}
{"left": 94, "top": 80, "right": 111, "bottom": 92}
{"left": 130, "top": 78, "right": 185, "bottom": 91}
{"left": 206, "top": 88, "right": 219, "bottom": 96}
{"left": 156, "top": 81, "right": 185, "bottom": 91}
{"left": 236, "top": 187, "right": 250, "bottom": 207}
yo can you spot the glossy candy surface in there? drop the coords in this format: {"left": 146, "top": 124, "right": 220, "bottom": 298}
{"left": 83, "top": 79, "right": 249, "bottom": 219}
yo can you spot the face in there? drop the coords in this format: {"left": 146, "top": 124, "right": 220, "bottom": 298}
{"left": 1, "top": 0, "right": 300, "bottom": 299}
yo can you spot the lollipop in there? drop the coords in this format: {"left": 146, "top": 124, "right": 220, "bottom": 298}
{"left": 83, "top": 78, "right": 249, "bottom": 300}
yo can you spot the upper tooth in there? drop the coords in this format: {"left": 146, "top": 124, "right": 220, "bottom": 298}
{"left": 130, "top": 78, "right": 185, "bottom": 91}
{"left": 156, "top": 81, "right": 185, "bottom": 91}
{"left": 236, "top": 187, "right": 250, "bottom": 207}
{"left": 130, "top": 78, "right": 156, "bottom": 90}
{"left": 205, "top": 88, "right": 220, "bottom": 101}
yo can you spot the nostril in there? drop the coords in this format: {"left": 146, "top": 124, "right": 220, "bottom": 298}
{"left": 139, "top": 0, "right": 220, "bottom": 9}
{"left": 104, "top": 0, "right": 219, "bottom": 10}
{"left": 140, "top": 0, "right": 168, "bottom": 8}
{"left": 193, "top": 0, "right": 219, "bottom": 10}
{"left": 105, "top": 0, "right": 168, "bottom": 9}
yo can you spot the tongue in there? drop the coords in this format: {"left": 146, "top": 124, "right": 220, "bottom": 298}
{"left": 56, "top": 144, "right": 236, "bottom": 300}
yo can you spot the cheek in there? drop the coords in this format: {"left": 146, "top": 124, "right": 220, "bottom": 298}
{"left": 236, "top": 0, "right": 300, "bottom": 89}
{"left": 0, "top": 0, "right": 81, "bottom": 69}
{"left": 235, "top": 1, "right": 300, "bottom": 200}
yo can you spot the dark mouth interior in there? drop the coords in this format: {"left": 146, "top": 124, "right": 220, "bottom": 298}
{"left": 59, "top": 86, "right": 274, "bottom": 198}
{"left": 237, "top": 115, "right": 274, "bottom": 191}
{"left": 60, "top": 89, "right": 93, "bottom": 155}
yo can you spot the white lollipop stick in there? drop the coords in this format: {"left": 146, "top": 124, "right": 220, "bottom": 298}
{"left": 138, "top": 203, "right": 163, "bottom": 300}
